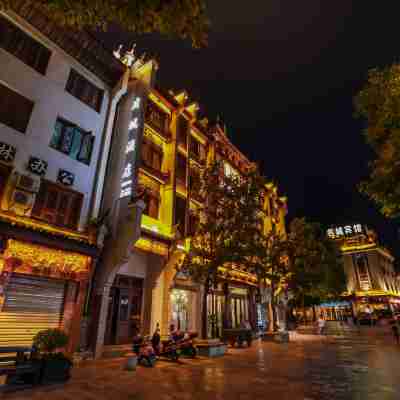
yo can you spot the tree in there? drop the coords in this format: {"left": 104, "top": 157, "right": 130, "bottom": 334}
{"left": 0, "top": 0, "right": 209, "bottom": 48}
{"left": 288, "top": 218, "right": 346, "bottom": 321}
{"left": 355, "top": 64, "right": 400, "bottom": 218}
{"left": 230, "top": 167, "right": 290, "bottom": 332}
{"left": 180, "top": 161, "right": 243, "bottom": 339}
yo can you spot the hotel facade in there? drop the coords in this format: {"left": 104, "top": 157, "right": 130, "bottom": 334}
{"left": 89, "top": 51, "right": 288, "bottom": 357}
{"left": 320, "top": 225, "right": 400, "bottom": 320}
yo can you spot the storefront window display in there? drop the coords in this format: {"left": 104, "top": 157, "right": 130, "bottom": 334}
{"left": 170, "top": 289, "right": 190, "bottom": 331}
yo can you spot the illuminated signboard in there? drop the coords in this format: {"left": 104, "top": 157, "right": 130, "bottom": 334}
{"left": 327, "top": 224, "right": 365, "bottom": 240}
{"left": 120, "top": 95, "right": 142, "bottom": 199}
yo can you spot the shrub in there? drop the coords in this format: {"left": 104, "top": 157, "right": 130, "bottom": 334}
{"left": 33, "top": 329, "right": 69, "bottom": 353}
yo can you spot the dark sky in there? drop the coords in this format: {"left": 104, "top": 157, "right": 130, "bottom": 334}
{"left": 99, "top": 1, "right": 400, "bottom": 255}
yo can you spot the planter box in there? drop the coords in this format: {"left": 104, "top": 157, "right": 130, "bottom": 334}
{"left": 40, "top": 358, "right": 72, "bottom": 384}
{"left": 262, "top": 331, "right": 289, "bottom": 343}
{"left": 196, "top": 340, "right": 227, "bottom": 358}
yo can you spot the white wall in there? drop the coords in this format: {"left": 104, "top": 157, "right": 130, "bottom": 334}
{"left": 118, "top": 252, "right": 148, "bottom": 279}
{"left": 0, "top": 12, "right": 112, "bottom": 229}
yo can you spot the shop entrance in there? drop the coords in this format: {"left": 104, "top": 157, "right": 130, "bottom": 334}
{"left": 104, "top": 274, "right": 143, "bottom": 345}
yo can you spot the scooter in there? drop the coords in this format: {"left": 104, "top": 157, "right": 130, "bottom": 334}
{"left": 132, "top": 335, "right": 157, "bottom": 367}
{"left": 175, "top": 332, "right": 198, "bottom": 358}
{"left": 151, "top": 331, "right": 180, "bottom": 362}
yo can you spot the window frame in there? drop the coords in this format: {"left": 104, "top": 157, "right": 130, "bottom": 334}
{"left": 0, "top": 16, "right": 52, "bottom": 75}
{"left": 65, "top": 69, "right": 104, "bottom": 113}
{"left": 32, "top": 179, "right": 83, "bottom": 229}
{"left": 50, "top": 117, "right": 94, "bottom": 165}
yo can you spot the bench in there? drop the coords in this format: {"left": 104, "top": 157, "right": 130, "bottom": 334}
{"left": 222, "top": 329, "right": 252, "bottom": 347}
{"left": 0, "top": 347, "right": 41, "bottom": 388}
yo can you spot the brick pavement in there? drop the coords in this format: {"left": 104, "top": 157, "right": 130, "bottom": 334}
{"left": 3, "top": 327, "right": 400, "bottom": 400}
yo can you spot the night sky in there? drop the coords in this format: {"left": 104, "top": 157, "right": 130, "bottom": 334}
{"left": 99, "top": 1, "right": 400, "bottom": 256}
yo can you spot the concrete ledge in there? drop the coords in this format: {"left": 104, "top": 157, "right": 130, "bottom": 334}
{"left": 196, "top": 340, "right": 227, "bottom": 357}
{"left": 262, "top": 331, "right": 290, "bottom": 343}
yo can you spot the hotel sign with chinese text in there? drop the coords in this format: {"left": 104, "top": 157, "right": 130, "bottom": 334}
{"left": 327, "top": 224, "right": 366, "bottom": 240}
{"left": 120, "top": 95, "right": 143, "bottom": 199}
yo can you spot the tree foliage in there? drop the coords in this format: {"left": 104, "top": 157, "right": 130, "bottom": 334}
{"left": 288, "top": 218, "right": 346, "bottom": 307}
{"left": 0, "top": 0, "right": 209, "bottom": 48}
{"left": 355, "top": 64, "right": 400, "bottom": 218}
{"left": 180, "top": 161, "right": 243, "bottom": 338}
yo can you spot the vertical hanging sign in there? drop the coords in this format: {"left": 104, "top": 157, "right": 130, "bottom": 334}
{"left": 120, "top": 95, "right": 143, "bottom": 199}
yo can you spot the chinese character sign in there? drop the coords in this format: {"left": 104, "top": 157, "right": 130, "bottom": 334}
{"left": 120, "top": 95, "right": 142, "bottom": 199}
{"left": 326, "top": 224, "right": 365, "bottom": 239}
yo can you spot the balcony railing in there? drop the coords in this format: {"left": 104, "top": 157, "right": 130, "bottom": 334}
{"left": 140, "top": 162, "right": 170, "bottom": 183}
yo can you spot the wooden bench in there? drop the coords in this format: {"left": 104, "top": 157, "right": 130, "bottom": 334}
{"left": 222, "top": 329, "right": 252, "bottom": 347}
{"left": 0, "top": 347, "right": 41, "bottom": 388}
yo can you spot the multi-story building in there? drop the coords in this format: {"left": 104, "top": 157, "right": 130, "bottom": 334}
{"left": 321, "top": 224, "right": 400, "bottom": 320}
{"left": 90, "top": 48, "right": 288, "bottom": 356}
{"left": 0, "top": 4, "right": 126, "bottom": 351}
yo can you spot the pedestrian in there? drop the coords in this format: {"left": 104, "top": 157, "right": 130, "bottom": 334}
{"left": 316, "top": 315, "right": 326, "bottom": 335}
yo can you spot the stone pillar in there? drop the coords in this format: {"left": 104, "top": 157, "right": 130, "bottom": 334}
{"left": 93, "top": 283, "right": 112, "bottom": 359}
{"left": 67, "top": 281, "right": 88, "bottom": 354}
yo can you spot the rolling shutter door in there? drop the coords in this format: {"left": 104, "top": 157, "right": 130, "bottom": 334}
{"left": 0, "top": 274, "right": 65, "bottom": 347}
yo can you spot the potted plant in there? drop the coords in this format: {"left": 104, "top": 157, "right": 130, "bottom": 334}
{"left": 32, "top": 328, "right": 72, "bottom": 384}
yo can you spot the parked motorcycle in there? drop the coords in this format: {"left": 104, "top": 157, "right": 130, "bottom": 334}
{"left": 174, "top": 332, "right": 198, "bottom": 358}
{"left": 151, "top": 331, "right": 180, "bottom": 362}
{"left": 132, "top": 335, "right": 157, "bottom": 367}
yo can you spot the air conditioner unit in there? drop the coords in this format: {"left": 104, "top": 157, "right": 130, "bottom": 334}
{"left": 16, "top": 173, "right": 41, "bottom": 193}
{"left": 9, "top": 189, "right": 36, "bottom": 217}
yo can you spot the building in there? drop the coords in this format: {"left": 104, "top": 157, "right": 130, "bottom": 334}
{"left": 322, "top": 224, "right": 400, "bottom": 319}
{"left": 89, "top": 47, "right": 288, "bottom": 357}
{"left": 0, "top": 4, "right": 126, "bottom": 352}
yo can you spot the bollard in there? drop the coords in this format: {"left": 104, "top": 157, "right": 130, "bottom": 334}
{"left": 125, "top": 355, "right": 138, "bottom": 371}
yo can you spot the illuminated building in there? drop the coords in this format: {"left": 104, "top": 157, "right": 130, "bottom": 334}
{"left": 322, "top": 224, "right": 400, "bottom": 320}
{"left": 0, "top": 6, "right": 125, "bottom": 351}
{"left": 89, "top": 47, "right": 288, "bottom": 356}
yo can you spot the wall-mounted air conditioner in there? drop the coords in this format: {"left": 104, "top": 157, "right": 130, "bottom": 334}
{"left": 9, "top": 189, "right": 36, "bottom": 217}
{"left": 15, "top": 173, "right": 41, "bottom": 193}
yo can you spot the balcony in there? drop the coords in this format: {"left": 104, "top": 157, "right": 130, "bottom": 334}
{"left": 190, "top": 152, "right": 206, "bottom": 166}
{"left": 144, "top": 123, "right": 171, "bottom": 143}
{"left": 140, "top": 163, "right": 170, "bottom": 184}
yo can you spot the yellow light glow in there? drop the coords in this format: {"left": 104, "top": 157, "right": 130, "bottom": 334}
{"left": 5, "top": 239, "right": 91, "bottom": 275}
{"left": 135, "top": 237, "right": 169, "bottom": 256}
{"left": 141, "top": 215, "right": 174, "bottom": 239}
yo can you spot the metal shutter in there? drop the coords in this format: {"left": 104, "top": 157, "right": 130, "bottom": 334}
{"left": 0, "top": 274, "right": 65, "bottom": 347}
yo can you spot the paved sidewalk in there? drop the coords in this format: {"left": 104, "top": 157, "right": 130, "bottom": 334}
{"left": 4, "top": 329, "right": 400, "bottom": 400}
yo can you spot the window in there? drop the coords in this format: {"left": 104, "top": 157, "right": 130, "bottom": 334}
{"left": 143, "top": 189, "right": 160, "bottom": 219}
{"left": 175, "top": 196, "right": 187, "bottom": 236}
{"left": 32, "top": 180, "right": 83, "bottom": 229}
{"left": 176, "top": 153, "right": 187, "bottom": 185}
{"left": 0, "top": 83, "right": 34, "bottom": 133}
{"left": 0, "top": 163, "right": 12, "bottom": 202}
{"left": 50, "top": 118, "right": 94, "bottom": 165}
{"left": 189, "top": 168, "right": 202, "bottom": 201}
{"left": 141, "top": 139, "right": 163, "bottom": 172}
{"left": 190, "top": 137, "right": 205, "bottom": 162}
{"left": 177, "top": 116, "right": 188, "bottom": 146}
{"left": 66, "top": 69, "right": 104, "bottom": 112}
{"left": 145, "top": 101, "right": 168, "bottom": 133}
{"left": 188, "top": 212, "right": 199, "bottom": 236}
{"left": 0, "top": 16, "right": 51, "bottom": 75}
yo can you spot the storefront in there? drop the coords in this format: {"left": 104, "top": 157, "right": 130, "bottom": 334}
{"left": 104, "top": 274, "right": 144, "bottom": 345}
{"left": 0, "top": 239, "right": 91, "bottom": 351}
{"left": 318, "top": 301, "right": 352, "bottom": 321}
{"left": 206, "top": 284, "right": 255, "bottom": 338}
